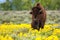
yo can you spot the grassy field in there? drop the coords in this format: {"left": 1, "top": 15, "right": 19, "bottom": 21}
{"left": 0, "top": 11, "right": 60, "bottom": 40}
{"left": 0, "top": 11, "right": 60, "bottom": 24}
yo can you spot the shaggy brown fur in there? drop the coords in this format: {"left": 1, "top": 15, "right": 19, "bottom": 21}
{"left": 30, "top": 3, "right": 46, "bottom": 30}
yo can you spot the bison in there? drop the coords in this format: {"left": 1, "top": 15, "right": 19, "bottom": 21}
{"left": 30, "top": 3, "right": 46, "bottom": 30}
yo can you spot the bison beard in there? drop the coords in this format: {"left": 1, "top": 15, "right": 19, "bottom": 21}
{"left": 30, "top": 3, "right": 46, "bottom": 30}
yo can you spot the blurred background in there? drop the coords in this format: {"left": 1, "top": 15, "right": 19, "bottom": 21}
{"left": 0, "top": 0, "right": 60, "bottom": 24}
{"left": 0, "top": 0, "right": 60, "bottom": 10}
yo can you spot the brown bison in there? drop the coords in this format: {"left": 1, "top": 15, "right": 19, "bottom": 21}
{"left": 30, "top": 3, "right": 46, "bottom": 30}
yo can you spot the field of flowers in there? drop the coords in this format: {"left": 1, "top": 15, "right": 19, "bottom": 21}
{"left": 0, "top": 11, "right": 60, "bottom": 40}
{"left": 0, "top": 23, "right": 60, "bottom": 40}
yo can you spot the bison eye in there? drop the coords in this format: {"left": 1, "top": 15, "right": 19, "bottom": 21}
{"left": 39, "top": 10, "right": 42, "bottom": 12}
{"left": 39, "top": 10, "right": 42, "bottom": 14}
{"left": 30, "top": 12, "right": 32, "bottom": 14}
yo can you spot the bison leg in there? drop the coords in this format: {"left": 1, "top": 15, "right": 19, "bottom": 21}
{"left": 31, "top": 21, "right": 41, "bottom": 31}
{"left": 41, "top": 22, "right": 45, "bottom": 29}
{"left": 31, "top": 21, "right": 38, "bottom": 29}
{"left": 39, "top": 21, "right": 45, "bottom": 29}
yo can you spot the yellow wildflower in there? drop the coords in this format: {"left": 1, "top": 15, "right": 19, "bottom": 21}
{"left": 18, "top": 32, "right": 23, "bottom": 37}
{"left": 45, "top": 35, "right": 59, "bottom": 40}
{"left": 35, "top": 36, "right": 42, "bottom": 40}
{"left": 23, "top": 33, "right": 27, "bottom": 37}
{"left": 53, "top": 29, "right": 60, "bottom": 35}
{"left": 5, "top": 34, "right": 13, "bottom": 40}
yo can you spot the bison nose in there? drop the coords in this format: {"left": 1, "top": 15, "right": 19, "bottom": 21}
{"left": 34, "top": 19, "right": 37, "bottom": 21}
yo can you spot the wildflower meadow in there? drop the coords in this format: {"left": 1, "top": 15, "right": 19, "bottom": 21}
{"left": 0, "top": 0, "right": 60, "bottom": 40}
{"left": 0, "top": 23, "right": 60, "bottom": 40}
{"left": 0, "top": 11, "right": 60, "bottom": 40}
